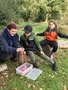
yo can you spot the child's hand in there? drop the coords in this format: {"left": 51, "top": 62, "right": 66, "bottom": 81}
{"left": 40, "top": 51, "right": 45, "bottom": 55}
{"left": 16, "top": 48, "right": 25, "bottom": 53}
{"left": 23, "top": 51, "right": 26, "bottom": 55}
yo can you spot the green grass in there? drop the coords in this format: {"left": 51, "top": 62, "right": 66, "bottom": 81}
{"left": 17, "top": 21, "right": 47, "bottom": 35}
{"left": 0, "top": 22, "right": 68, "bottom": 90}
{"left": 1, "top": 49, "right": 68, "bottom": 90}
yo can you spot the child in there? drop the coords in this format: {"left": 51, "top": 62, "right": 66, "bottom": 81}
{"left": 0, "top": 23, "right": 25, "bottom": 65}
{"left": 37, "top": 20, "right": 68, "bottom": 60}
{"left": 20, "top": 25, "right": 57, "bottom": 71}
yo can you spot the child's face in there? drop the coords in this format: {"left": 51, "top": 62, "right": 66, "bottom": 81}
{"left": 48, "top": 22, "right": 55, "bottom": 29}
{"left": 8, "top": 28, "right": 17, "bottom": 36}
{"left": 25, "top": 32, "right": 31, "bottom": 37}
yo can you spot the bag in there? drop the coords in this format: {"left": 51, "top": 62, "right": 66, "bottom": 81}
{"left": 42, "top": 45, "right": 51, "bottom": 56}
{"left": 18, "top": 52, "right": 29, "bottom": 65}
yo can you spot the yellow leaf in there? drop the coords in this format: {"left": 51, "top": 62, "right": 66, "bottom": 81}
{"left": 39, "top": 88, "right": 43, "bottom": 90}
{"left": 63, "top": 85, "right": 67, "bottom": 90}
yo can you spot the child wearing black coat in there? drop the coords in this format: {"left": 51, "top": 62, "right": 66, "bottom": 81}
{"left": 37, "top": 20, "right": 68, "bottom": 70}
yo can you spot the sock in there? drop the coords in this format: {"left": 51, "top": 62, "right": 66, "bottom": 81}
{"left": 50, "top": 51, "right": 55, "bottom": 59}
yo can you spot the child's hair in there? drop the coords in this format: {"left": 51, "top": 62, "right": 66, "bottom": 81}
{"left": 45, "top": 20, "right": 57, "bottom": 32}
{"left": 7, "top": 23, "right": 17, "bottom": 30}
{"left": 24, "top": 25, "right": 32, "bottom": 33}
{"left": 48, "top": 20, "right": 57, "bottom": 29}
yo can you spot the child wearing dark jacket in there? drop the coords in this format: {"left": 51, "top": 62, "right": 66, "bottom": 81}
{"left": 37, "top": 20, "right": 68, "bottom": 62}
{"left": 0, "top": 23, "right": 25, "bottom": 65}
{"left": 20, "top": 25, "right": 57, "bottom": 71}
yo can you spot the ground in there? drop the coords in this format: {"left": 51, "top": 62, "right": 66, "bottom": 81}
{"left": 0, "top": 49, "right": 68, "bottom": 90}
{"left": 0, "top": 22, "right": 68, "bottom": 90}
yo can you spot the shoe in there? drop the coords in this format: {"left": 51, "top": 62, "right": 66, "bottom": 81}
{"left": 52, "top": 62, "right": 57, "bottom": 71}
{"left": 33, "top": 63, "right": 38, "bottom": 68}
{"left": 0, "top": 64, "right": 7, "bottom": 72}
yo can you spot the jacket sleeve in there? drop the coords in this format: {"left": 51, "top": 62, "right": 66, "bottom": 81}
{"left": 0, "top": 36, "right": 16, "bottom": 54}
{"left": 34, "top": 35, "right": 43, "bottom": 51}
{"left": 58, "top": 32, "right": 68, "bottom": 39}
{"left": 37, "top": 31, "right": 45, "bottom": 36}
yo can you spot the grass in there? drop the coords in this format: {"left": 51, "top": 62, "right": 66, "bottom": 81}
{"left": 17, "top": 21, "right": 47, "bottom": 34}
{"left": 0, "top": 21, "right": 68, "bottom": 90}
{"left": 1, "top": 49, "right": 68, "bottom": 90}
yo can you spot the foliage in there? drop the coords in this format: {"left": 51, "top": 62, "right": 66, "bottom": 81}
{"left": 0, "top": 0, "right": 18, "bottom": 25}
{"left": 0, "top": 0, "right": 68, "bottom": 25}
{"left": 17, "top": 0, "right": 67, "bottom": 21}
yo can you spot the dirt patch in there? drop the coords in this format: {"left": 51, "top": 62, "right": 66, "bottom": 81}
{"left": 0, "top": 70, "right": 9, "bottom": 89}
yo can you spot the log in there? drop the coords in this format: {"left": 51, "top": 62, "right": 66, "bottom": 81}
{"left": 58, "top": 41, "right": 68, "bottom": 48}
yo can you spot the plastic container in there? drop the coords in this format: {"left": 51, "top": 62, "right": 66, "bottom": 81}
{"left": 16, "top": 63, "right": 42, "bottom": 80}
{"left": 26, "top": 68, "right": 42, "bottom": 80}
{"left": 16, "top": 63, "right": 33, "bottom": 76}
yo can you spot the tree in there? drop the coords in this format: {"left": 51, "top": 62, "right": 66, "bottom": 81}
{"left": 0, "top": 0, "right": 18, "bottom": 25}
{"left": 47, "top": 0, "right": 67, "bottom": 20}
{"left": 17, "top": 0, "right": 30, "bottom": 21}
{"left": 0, "top": 0, "right": 67, "bottom": 24}
{"left": 17, "top": 0, "right": 67, "bottom": 22}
